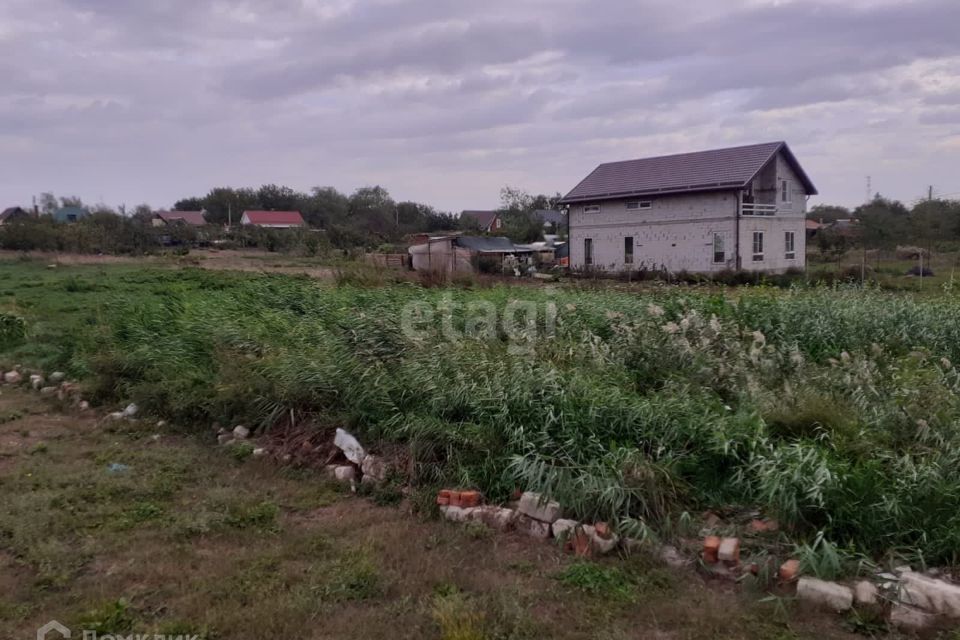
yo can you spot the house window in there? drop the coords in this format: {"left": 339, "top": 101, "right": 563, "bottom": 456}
{"left": 752, "top": 231, "right": 764, "bottom": 261}
{"left": 584, "top": 204, "right": 601, "bottom": 214}
{"left": 785, "top": 231, "right": 796, "bottom": 259}
{"left": 781, "top": 179, "right": 791, "bottom": 204}
{"left": 584, "top": 238, "right": 593, "bottom": 266}
{"left": 625, "top": 201, "right": 652, "bottom": 210}
{"left": 713, "top": 234, "right": 725, "bottom": 264}
{"left": 624, "top": 237, "right": 634, "bottom": 264}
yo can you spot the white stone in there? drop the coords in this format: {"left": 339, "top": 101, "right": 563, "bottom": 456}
{"left": 49, "top": 371, "right": 66, "bottom": 384}
{"left": 78, "top": 400, "right": 90, "bottom": 411}
{"left": 471, "top": 506, "right": 517, "bottom": 531}
{"left": 39, "top": 386, "right": 57, "bottom": 395}
{"left": 517, "top": 491, "right": 562, "bottom": 523}
{"left": 29, "top": 374, "right": 44, "bottom": 389}
{"left": 334, "top": 428, "right": 366, "bottom": 465}
{"left": 516, "top": 514, "right": 551, "bottom": 539}
{"left": 796, "top": 577, "right": 854, "bottom": 612}
{"left": 899, "top": 571, "right": 960, "bottom": 618}
{"left": 551, "top": 518, "right": 579, "bottom": 540}
{"left": 252, "top": 447, "right": 267, "bottom": 458}
{"left": 718, "top": 537, "right": 740, "bottom": 563}
{"left": 854, "top": 580, "right": 878, "bottom": 606}
{"left": 156, "top": 420, "right": 167, "bottom": 428}
{"left": 360, "top": 454, "right": 386, "bottom": 482}
{"left": 232, "top": 425, "right": 250, "bottom": 439}
{"left": 890, "top": 604, "right": 936, "bottom": 631}
{"left": 121, "top": 403, "right": 138, "bottom": 417}
{"left": 333, "top": 465, "right": 356, "bottom": 482}
{"left": 217, "top": 433, "right": 232, "bottom": 445}
{"left": 442, "top": 506, "right": 477, "bottom": 523}
{"left": 107, "top": 411, "right": 125, "bottom": 420}
{"left": 3, "top": 371, "right": 21, "bottom": 384}
{"left": 582, "top": 524, "right": 619, "bottom": 555}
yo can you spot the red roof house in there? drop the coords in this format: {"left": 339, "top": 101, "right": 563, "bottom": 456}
{"left": 240, "top": 210, "right": 305, "bottom": 228}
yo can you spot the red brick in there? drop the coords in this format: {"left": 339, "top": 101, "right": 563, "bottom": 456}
{"left": 593, "top": 522, "right": 612, "bottom": 539}
{"left": 436, "top": 495, "right": 449, "bottom": 506}
{"left": 703, "top": 536, "right": 721, "bottom": 564}
{"left": 779, "top": 559, "right": 801, "bottom": 582}
{"left": 448, "top": 491, "right": 462, "bottom": 507}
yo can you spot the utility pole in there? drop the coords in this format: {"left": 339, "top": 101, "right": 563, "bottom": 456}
{"left": 865, "top": 176, "right": 872, "bottom": 204}
{"left": 228, "top": 202, "right": 232, "bottom": 228}
{"left": 928, "top": 185, "right": 934, "bottom": 201}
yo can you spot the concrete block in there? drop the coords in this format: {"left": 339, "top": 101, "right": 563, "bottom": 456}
{"left": 854, "top": 580, "right": 878, "bottom": 606}
{"left": 441, "top": 506, "right": 476, "bottom": 523}
{"left": 890, "top": 604, "right": 936, "bottom": 631}
{"left": 333, "top": 465, "right": 356, "bottom": 482}
{"left": 796, "top": 577, "right": 853, "bottom": 612}
{"left": 470, "top": 506, "right": 516, "bottom": 531}
{"left": 718, "top": 537, "right": 740, "bottom": 565}
{"left": 516, "top": 514, "right": 551, "bottom": 539}
{"left": 899, "top": 571, "right": 960, "bottom": 618}
{"left": 517, "top": 491, "right": 561, "bottom": 523}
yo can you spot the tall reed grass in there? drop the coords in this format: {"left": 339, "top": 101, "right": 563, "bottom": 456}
{"left": 81, "top": 272, "right": 960, "bottom": 564}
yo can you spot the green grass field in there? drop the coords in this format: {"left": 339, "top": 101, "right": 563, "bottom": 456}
{"left": 3, "top": 257, "right": 960, "bottom": 637}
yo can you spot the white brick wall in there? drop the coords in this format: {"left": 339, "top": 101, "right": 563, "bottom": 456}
{"left": 568, "top": 151, "right": 808, "bottom": 274}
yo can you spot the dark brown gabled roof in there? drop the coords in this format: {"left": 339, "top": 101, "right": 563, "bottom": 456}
{"left": 560, "top": 141, "right": 817, "bottom": 204}
{"left": 460, "top": 210, "right": 499, "bottom": 229}
{"left": 156, "top": 210, "right": 206, "bottom": 226}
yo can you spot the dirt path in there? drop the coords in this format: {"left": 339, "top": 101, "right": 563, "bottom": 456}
{"left": 0, "top": 389, "right": 859, "bottom": 639}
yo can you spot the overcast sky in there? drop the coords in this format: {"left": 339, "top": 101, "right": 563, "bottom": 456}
{"left": 2, "top": 0, "right": 960, "bottom": 213}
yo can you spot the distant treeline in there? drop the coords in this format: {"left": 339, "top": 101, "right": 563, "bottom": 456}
{"left": 1, "top": 185, "right": 564, "bottom": 254}
{"left": 809, "top": 196, "right": 960, "bottom": 251}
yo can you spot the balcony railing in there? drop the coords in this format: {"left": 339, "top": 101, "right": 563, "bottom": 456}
{"left": 740, "top": 203, "right": 777, "bottom": 216}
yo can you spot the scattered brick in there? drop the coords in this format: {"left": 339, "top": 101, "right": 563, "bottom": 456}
{"left": 779, "top": 559, "right": 801, "bottom": 582}
{"left": 436, "top": 494, "right": 449, "bottom": 506}
{"left": 593, "top": 522, "right": 612, "bottom": 539}
{"left": 703, "top": 536, "right": 721, "bottom": 564}
{"left": 448, "top": 491, "right": 462, "bottom": 507}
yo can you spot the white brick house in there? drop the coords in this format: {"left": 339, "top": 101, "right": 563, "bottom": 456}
{"left": 559, "top": 142, "right": 817, "bottom": 273}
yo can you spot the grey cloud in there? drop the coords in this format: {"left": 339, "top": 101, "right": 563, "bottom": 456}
{"left": 1, "top": 0, "right": 959, "bottom": 211}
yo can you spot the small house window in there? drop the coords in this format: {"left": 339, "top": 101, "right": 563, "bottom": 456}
{"left": 584, "top": 238, "right": 593, "bottom": 266}
{"left": 781, "top": 180, "right": 791, "bottom": 204}
{"left": 624, "top": 237, "right": 634, "bottom": 264}
{"left": 584, "top": 204, "right": 601, "bottom": 214}
{"left": 625, "top": 201, "right": 652, "bottom": 210}
{"left": 785, "top": 231, "right": 796, "bottom": 259}
{"left": 752, "top": 231, "right": 764, "bottom": 262}
{"left": 713, "top": 234, "right": 725, "bottom": 264}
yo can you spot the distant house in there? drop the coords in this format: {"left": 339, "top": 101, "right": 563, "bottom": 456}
{"left": 240, "top": 210, "right": 305, "bottom": 228}
{"left": 533, "top": 209, "right": 566, "bottom": 232}
{"left": 805, "top": 218, "right": 823, "bottom": 239}
{"left": 152, "top": 210, "right": 207, "bottom": 227}
{"left": 560, "top": 141, "right": 817, "bottom": 273}
{"left": 0, "top": 207, "right": 30, "bottom": 225}
{"left": 52, "top": 206, "right": 90, "bottom": 223}
{"left": 460, "top": 210, "right": 503, "bottom": 233}
{"left": 408, "top": 235, "right": 531, "bottom": 274}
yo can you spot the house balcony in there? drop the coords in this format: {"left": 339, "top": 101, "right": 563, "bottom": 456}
{"left": 740, "top": 203, "right": 777, "bottom": 216}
